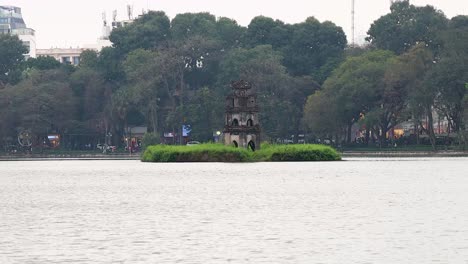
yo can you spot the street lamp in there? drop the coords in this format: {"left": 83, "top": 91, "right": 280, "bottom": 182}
{"left": 214, "top": 131, "right": 222, "bottom": 142}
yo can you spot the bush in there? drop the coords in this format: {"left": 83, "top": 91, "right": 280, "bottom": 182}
{"left": 254, "top": 144, "right": 341, "bottom": 161}
{"left": 142, "top": 143, "right": 253, "bottom": 162}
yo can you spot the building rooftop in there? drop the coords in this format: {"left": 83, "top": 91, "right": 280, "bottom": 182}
{"left": 0, "top": 6, "right": 26, "bottom": 28}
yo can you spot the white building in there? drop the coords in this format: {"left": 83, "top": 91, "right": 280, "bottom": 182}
{"left": 35, "top": 9, "right": 137, "bottom": 65}
{"left": 2, "top": 5, "right": 138, "bottom": 65}
{"left": 0, "top": 6, "right": 36, "bottom": 59}
{"left": 36, "top": 48, "right": 87, "bottom": 66}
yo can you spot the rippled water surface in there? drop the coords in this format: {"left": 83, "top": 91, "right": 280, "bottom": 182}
{"left": 1, "top": 158, "right": 468, "bottom": 263}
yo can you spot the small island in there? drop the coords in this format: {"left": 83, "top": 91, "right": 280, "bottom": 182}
{"left": 141, "top": 143, "right": 341, "bottom": 162}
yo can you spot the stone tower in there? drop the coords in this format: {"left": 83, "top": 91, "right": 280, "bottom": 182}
{"left": 223, "top": 80, "right": 261, "bottom": 151}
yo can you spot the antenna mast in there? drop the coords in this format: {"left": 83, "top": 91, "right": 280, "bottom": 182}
{"left": 102, "top": 12, "right": 107, "bottom": 26}
{"left": 351, "top": 0, "right": 355, "bottom": 46}
{"left": 127, "top": 5, "right": 133, "bottom": 20}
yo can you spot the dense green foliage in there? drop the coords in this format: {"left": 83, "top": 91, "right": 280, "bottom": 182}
{"left": 142, "top": 144, "right": 253, "bottom": 162}
{"left": 304, "top": 2, "right": 468, "bottom": 150}
{"left": 366, "top": 0, "right": 448, "bottom": 54}
{"left": 0, "top": 11, "right": 342, "bottom": 150}
{"left": 141, "top": 132, "right": 161, "bottom": 149}
{"left": 0, "top": 34, "right": 28, "bottom": 86}
{"left": 142, "top": 144, "right": 341, "bottom": 162}
{"left": 253, "top": 144, "right": 341, "bottom": 161}
{"left": 1, "top": 1, "right": 468, "bottom": 152}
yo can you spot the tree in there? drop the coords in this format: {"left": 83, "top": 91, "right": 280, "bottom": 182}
{"left": 25, "top": 56, "right": 61, "bottom": 71}
{"left": 427, "top": 23, "right": 468, "bottom": 145}
{"left": 69, "top": 67, "right": 108, "bottom": 134}
{"left": 110, "top": 11, "right": 171, "bottom": 54}
{"left": 178, "top": 35, "right": 223, "bottom": 90}
{"left": 282, "top": 18, "right": 347, "bottom": 82}
{"left": 79, "top": 50, "right": 99, "bottom": 69}
{"left": 303, "top": 90, "right": 340, "bottom": 140}
{"left": 184, "top": 87, "right": 223, "bottom": 141}
{"left": 243, "top": 16, "right": 290, "bottom": 49}
{"left": 121, "top": 49, "right": 162, "bottom": 133}
{"left": 97, "top": 47, "right": 125, "bottom": 84}
{"left": 304, "top": 50, "right": 396, "bottom": 144}
{"left": 0, "top": 34, "right": 28, "bottom": 87}
{"left": 449, "top": 15, "right": 468, "bottom": 29}
{"left": 1, "top": 69, "right": 76, "bottom": 142}
{"left": 171, "top": 12, "right": 217, "bottom": 42}
{"left": 366, "top": 0, "right": 448, "bottom": 54}
{"left": 215, "top": 17, "right": 246, "bottom": 50}
{"left": 400, "top": 44, "right": 438, "bottom": 149}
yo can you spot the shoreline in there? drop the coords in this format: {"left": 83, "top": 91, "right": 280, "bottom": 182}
{"left": 0, "top": 153, "right": 141, "bottom": 161}
{"left": 1, "top": 150, "right": 468, "bottom": 161}
{"left": 342, "top": 150, "right": 468, "bottom": 158}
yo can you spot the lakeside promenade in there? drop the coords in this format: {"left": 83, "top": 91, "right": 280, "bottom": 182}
{"left": 342, "top": 150, "right": 468, "bottom": 158}
{"left": 0, "top": 153, "right": 141, "bottom": 161}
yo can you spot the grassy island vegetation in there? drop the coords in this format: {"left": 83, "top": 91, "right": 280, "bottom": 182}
{"left": 141, "top": 144, "right": 341, "bottom": 162}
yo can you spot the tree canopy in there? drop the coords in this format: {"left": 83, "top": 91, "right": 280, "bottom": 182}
{"left": 366, "top": 0, "right": 448, "bottom": 54}
{"left": 2, "top": 4, "right": 468, "bottom": 151}
{"left": 0, "top": 34, "right": 28, "bottom": 86}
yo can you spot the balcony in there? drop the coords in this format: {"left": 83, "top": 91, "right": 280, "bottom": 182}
{"left": 225, "top": 106, "right": 259, "bottom": 113}
{"left": 223, "top": 125, "right": 260, "bottom": 133}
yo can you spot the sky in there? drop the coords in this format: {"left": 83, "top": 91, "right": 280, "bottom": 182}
{"left": 1, "top": 0, "right": 467, "bottom": 49}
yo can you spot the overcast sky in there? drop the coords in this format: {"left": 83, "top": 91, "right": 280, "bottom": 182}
{"left": 1, "top": 0, "right": 467, "bottom": 48}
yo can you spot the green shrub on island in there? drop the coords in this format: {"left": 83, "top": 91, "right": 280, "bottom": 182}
{"left": 142, "top": 143, "right": 341, "bottom": 162}
{"left": 142, "top": 144, "right": 253, "bottom": 162}
{"left": 253, "top": 143, "right": 341, "bottom": 161}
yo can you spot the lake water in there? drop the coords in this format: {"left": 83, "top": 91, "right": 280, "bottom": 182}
{"left": 1, "top": 158, "right": 468, "bottom": 263}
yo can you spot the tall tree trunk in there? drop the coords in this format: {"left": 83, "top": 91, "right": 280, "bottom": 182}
{"left": 346, "top": 122, "right": 352, "bottom": 144}
{"left": 426, "top": 108, "right": 436, "bottom": 151}
{"left": 415, "top": 121, "right": 420, "bottom": 145}
{"left": 379, "top": 128, "right": 388, "bottom": 148}
{"left": 365, "top": 128, "right": 370, "bottom": 146}
{"left": 149, "top": 103, "right": 158, "bottom": 133}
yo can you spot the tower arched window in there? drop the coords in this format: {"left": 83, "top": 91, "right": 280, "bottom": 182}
{"left": 232, "top": 119, "right": 239, "bottom": 126}
{"left": 247, "top": 119, "right": 253, "bottom": 127}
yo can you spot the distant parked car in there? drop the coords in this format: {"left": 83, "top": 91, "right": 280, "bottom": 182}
{"left": 186, "top": 141, "right": 200, "bottom": 146}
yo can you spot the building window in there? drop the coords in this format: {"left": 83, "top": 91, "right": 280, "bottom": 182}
{"left": 73, "top": 56, "right": 80, "bottom": 65}
{"left": 62, "top": 57, "right": 71, "bottom": 64}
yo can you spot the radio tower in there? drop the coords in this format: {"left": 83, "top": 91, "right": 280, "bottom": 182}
{"left": 351, "top": 0, "right": 355, "bottom": 46}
